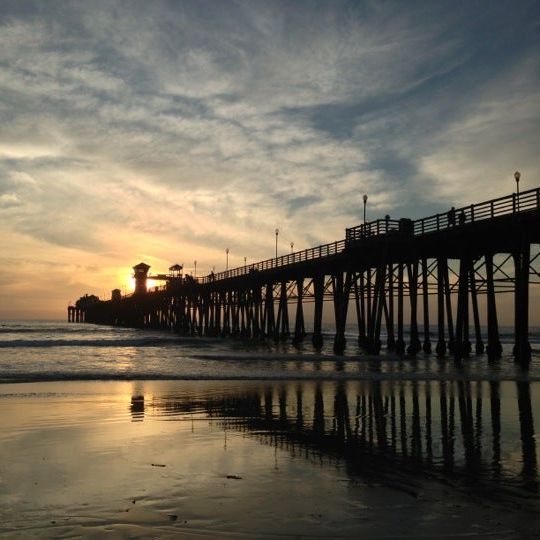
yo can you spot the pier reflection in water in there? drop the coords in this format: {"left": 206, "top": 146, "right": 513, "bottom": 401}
{"left": 139, "top": 379, "right": 539, "bottom": 506}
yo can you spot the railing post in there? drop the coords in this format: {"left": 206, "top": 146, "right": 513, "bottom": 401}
{"left": 491, "top": 201, "right": 494, "bottom": 218}
{"left": 512, "top": 193, "right": 516, "bottom": 213}
{"left": 470, "top": 204, "right": 474, "bottom": 222}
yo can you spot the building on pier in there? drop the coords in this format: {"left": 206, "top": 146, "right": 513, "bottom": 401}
{"left": 67, "top": 293, "right": 100, "bottom": 323}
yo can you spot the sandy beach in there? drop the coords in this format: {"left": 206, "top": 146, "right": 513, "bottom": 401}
{"left": 1, "top": 379, "right": 538, "bottom": 538}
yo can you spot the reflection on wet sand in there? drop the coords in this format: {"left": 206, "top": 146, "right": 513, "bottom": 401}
{"left": 143, "top": 380, "right": 538, "bottom": 505}
{"left": 130, "top": 395, "right": 145, "bottom": 421}
{"left": 2, "top": 378, "right": 538, "bottom": 538}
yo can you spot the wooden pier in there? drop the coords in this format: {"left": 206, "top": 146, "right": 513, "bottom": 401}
{"left": 70, "top": 187, "right": 540, "bottom": 363}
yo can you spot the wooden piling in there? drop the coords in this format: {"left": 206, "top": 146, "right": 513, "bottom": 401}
{"left": 312, "top": 274, "right": 324, "bottom": 349}
{"left": 421, "top": 258, "right": 431, "bottom": 353}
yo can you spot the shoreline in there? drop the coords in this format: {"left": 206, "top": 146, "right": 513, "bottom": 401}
{"left": 2, "top": 371, "right": 540, "bottom": 384}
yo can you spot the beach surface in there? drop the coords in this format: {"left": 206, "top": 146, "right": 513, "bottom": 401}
{"left": 1, "top": 379, "right": 538, "bottom": 538}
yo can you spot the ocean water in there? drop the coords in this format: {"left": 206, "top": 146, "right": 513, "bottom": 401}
{"left": 0, "top": 320, "right": 539, "bottom": 383}
{"left": 1, "top": 321, "right": 539, "bottom": 536}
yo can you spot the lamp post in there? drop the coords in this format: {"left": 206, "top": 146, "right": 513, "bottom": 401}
{"left": 244, "top": 256, "right": 247, "bottom": 268}
{"left": 275, "top": 228, "right": 279, "bottom": 258}
{"left": 226, "top": 248, "right": 229, "bottom": 270}
{"left": 290, "top": 241, "right": 294, "bottom": 253}
{"left": 514, "top": 171, "right": 521, "bottom": 212}
{"left": 194, "top": 260, "right": 197, "bottom": 278}
{"left": 363, "top": 194, "right": 368, "bottom": 224}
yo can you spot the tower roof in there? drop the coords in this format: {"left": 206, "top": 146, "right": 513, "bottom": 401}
{"left": 133, "top": 262, "right": 150, "bottom": 271}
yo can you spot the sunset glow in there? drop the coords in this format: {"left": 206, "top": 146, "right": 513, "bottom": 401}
{"left": 0, "top": 1, "right": 538, "bottom": 320}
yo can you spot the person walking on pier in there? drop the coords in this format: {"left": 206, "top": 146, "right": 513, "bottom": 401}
{"left": 448, "top": 206, "right": 456, "bottom": 226}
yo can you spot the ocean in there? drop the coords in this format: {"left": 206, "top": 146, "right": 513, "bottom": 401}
{"left": 1, "top": 320, "right": 539, "bottom": 383}
{"left": 1, "top": 321, "right": 539, "bottom": 537}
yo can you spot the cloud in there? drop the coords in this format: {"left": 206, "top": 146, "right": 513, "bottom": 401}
{"left": 418, "top": 54, "right": 540, "bottom": 205}
{"left": 0, "top": 193, "right": 21, "bottom": 208}
{"left": 0, "top": 0, "right": 538, "bottom": 317}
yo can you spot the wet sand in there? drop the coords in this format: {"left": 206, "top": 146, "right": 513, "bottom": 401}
{"left": 0, "top": 380, "right": 538, "bottom": 538}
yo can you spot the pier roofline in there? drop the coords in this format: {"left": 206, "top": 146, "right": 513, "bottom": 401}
{"left": 70, "top": 186, "right": 540, "bottom": 363}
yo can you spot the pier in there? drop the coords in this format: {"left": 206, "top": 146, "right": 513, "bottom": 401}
{"left": 70, "top": 187, "right": 540, "bottom": 363}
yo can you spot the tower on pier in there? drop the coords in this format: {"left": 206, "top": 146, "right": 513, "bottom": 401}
{"left": 133, "top": 262, "right": 150, "bottom": 295}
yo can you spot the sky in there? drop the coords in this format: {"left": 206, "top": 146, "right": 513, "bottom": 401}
{"left": 0, "top": 0, "right": 539, "bottom": 320}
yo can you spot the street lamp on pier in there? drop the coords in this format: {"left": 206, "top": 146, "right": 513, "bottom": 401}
{"left": 290, "top": 241, "right": 294, "bottom": 253}
{"left": 514, "top": 171, "right": 521, "bottom": 212}
{"left": 363, "top": 194, "right": 368, "bottom": 224}
{"left": 226, "top": 248, "right": 229, "bottom": 270}
{"left": 275, "top": 228, "right": 279, "bottom": 258}
{"left": 194, "top": 260, "right": 197, "bottom": 278}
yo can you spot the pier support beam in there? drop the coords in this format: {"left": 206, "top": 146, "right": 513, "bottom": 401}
{"left": 293, "top": 278, "right": 306, "bottom": 344}
{"left": 356, "top": 272, "right": 367, "bottom": 347}
{"left": 469, "top": 263, "right": 484, "bottom": 354}
{"left": 276, "top": 281, "right": 290, "bottom": 339}
{"left": 436, "top": 258, "right": 446, "bottom": 357}
{"left": 421, "top": 258, "right": 431, "bottom": 354}
{"left": 333, "top": 272, "right": 351, "bottom": 354}
{"left": 395, "top": 263, "right": 405, "bottom": 354}
{"left": 455, "top": 257, "right": 471, "bottom": 360}
{"left": 514, "top": 243, "right": 531, "bottom": 363}
{"left": 264, "top": 283, "right": 275, "bottom": 339}
{"left": 253, "top": 286, "right": 263, "bottom": 339}
{"left": 386, "top": 263, "right": 395, "bottom": 350}
{"left": 444, "top": 260, "right": 455, "bottom": 354}
{"left": 367, "top": 263, "right": 385, "bottom": 354}
{"left": 485, "top": 254, "right": 502, "bottom": 358}
{"left": 407, "top": 261, "right": 421, "bottom": 355}
{"left": 312, "top": 274, "right": 324, "bottom": 349}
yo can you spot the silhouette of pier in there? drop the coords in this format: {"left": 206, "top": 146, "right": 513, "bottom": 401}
{"left": 70, "top": 187, "right": 540, "bottom": 363}
{"left": 136, "top": 379, "right": 539, "bottom": 505}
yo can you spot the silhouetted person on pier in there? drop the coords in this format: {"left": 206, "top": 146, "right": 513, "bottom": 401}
{"left": 448, "top": 206, "right": 456, "bottom": 226}
{"left": 459, "top": 211, "right": 466, "bottom": 225}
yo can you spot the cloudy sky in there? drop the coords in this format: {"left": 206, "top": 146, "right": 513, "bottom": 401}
{"left": 1, "top": 0, "right": 539, "bottom": 319}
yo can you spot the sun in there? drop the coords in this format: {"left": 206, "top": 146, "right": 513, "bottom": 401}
{"left": 119, "top": 272, "right": 158, "bottom": 295}
{"left": 124, "top": 273, "right": 136, "bottom": 294}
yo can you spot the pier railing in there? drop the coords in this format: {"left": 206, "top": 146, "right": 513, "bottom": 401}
{"left": 200, "top": 239, "right": 346, "bottom": 284}
{"left": 178, "top": 187, "right": 540, "bottom": 286}
{"left": 412, "top": 186, "right": 540, "bottom": 235}
{"left": 345, "top": 186, "right": 540, "bottom": 240}
{"left": 345, "top": 218, "right": 404, "bottom": 242}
